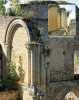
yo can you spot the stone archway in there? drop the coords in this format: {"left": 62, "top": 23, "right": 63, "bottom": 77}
{"left": 5, "top": 18, "right": 31, "bottom": 59}
{"left": 4, "top": 18, "right": 34, "bottom": 100}
{"left": 4, "top": 18, "right": 32, "bottom": 85}
{"left": 4, "top": 18, "right": 43, "bottom": 100}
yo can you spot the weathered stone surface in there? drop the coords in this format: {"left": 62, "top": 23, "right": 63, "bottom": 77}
{"left": 0, "top": 1, "right": 79, "bottom": 100}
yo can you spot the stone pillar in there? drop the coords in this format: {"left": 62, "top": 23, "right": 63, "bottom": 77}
{"left": 31, "top": 43, "right": 42, "bottom": 87}
{"left": 31, "top": 47, "right": 34, "bottom": 85}
{"left": 36, "top": 44, "right": 40, "bottom": 85}
{"left": 26, "top": 42, "right": 36, "bottom": 86}
{"left": 37, "top": 45, "right": 41, "bottom": 86}
{"left": 21, "top": 43, "right": 33, "bottom": 100}
{"left": 25, "top": 43, "right": 32, "bottom": 86}
{"left": 29, "top": 42, "right": 42, "bottom": 87}
{"left": 22, "top": 42, "right": 45, "bottom": 100}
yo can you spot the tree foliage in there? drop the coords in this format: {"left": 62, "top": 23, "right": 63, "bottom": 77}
{"left": 0, "top": 0, "right": 5, "bottom": 15}
{"left": 12, "top": 0, "right": 22, "bottom": 16}
{"left": 7, "top": 61, "right": 19, "bottom": 81}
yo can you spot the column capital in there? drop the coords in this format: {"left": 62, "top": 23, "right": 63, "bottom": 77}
{"left": 25, "top": 42, "right": 42, "bottom": 50}
{"left": 4, "top": 43, "right": 8, "bottom": 46}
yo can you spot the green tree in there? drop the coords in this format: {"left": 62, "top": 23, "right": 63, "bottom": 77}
{"left": 12, "top": 0, "right": 22, "bottom": 16}
{"left": 0, "top": 0, "right": 5, "bottom": 15}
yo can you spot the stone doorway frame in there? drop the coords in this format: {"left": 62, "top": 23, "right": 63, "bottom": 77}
{"left": 4, "top": 18, "right": 32, "bottom": 85}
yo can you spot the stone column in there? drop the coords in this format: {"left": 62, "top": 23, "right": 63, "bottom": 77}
{"left": 21, "top": 43, "right": 33, "bottom": 100}
{"left": 24, "top": 42, "right": 45, "bottom": 100}
{"left": 25, "top": 42, "right": 37, "bottom": 87}
{"left": 25, "top": 43, "right": 32, "bottom": 86}
{"left": 35, "top": 44, "right": 39, "bottom": 85}
{"left": 37, "top": 45, "right": 41, "bottom": 86}
{"left": 31, "top": 48, "right": 34, "bottom": 85}
{"left": 31, "top": 43, "right": 42, "bottom": 87}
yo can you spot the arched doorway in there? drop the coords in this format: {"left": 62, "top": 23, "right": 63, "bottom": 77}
{"left": 11, "top": 27, "right": 28, "bottom": 82}
{"left": 4, "top": 18, "right": 31, "bottom": 84}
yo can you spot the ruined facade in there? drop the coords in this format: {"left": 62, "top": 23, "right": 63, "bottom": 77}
{"left": 48, "top": 3, "right": 68, "bottom": 34}
{"left": 0, "top": 1, "right": 79, "bottom": 100}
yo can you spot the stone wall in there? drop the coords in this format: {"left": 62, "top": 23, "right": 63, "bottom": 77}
{"left": 0, "top": 16, "right": 15, "bottom": 43}
{"left": 0, "top": 13, "right": 79, "bottom": 100}
{"left": 48, "top": 37, "right": 74, "bottom": 71}
{"left": 46, "top": 37, "right": 78, "bottom": 83}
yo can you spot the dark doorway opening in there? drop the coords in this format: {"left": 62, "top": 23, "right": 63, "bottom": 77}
{"left": 0, "top": 45, "right": 3, "bottom": 80}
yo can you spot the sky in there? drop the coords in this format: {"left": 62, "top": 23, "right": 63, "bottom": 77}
{"left": 55, "top": 0, "right": 79, "bottom": 24}
{"left": 60, "top": 4, "right": 76, "bottom": 25}
{"left": 68, "top": 0, "right": 79, "bottom": 6}
{"left": 19, "top": 0, "right": 79, "bottom": 7}
{"left": 58, "top": 0, "right": 79, "bottom": 7}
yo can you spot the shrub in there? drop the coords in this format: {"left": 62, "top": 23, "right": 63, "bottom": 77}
{"left": 7, "top": 61, "right": 19, "bottom": 81}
